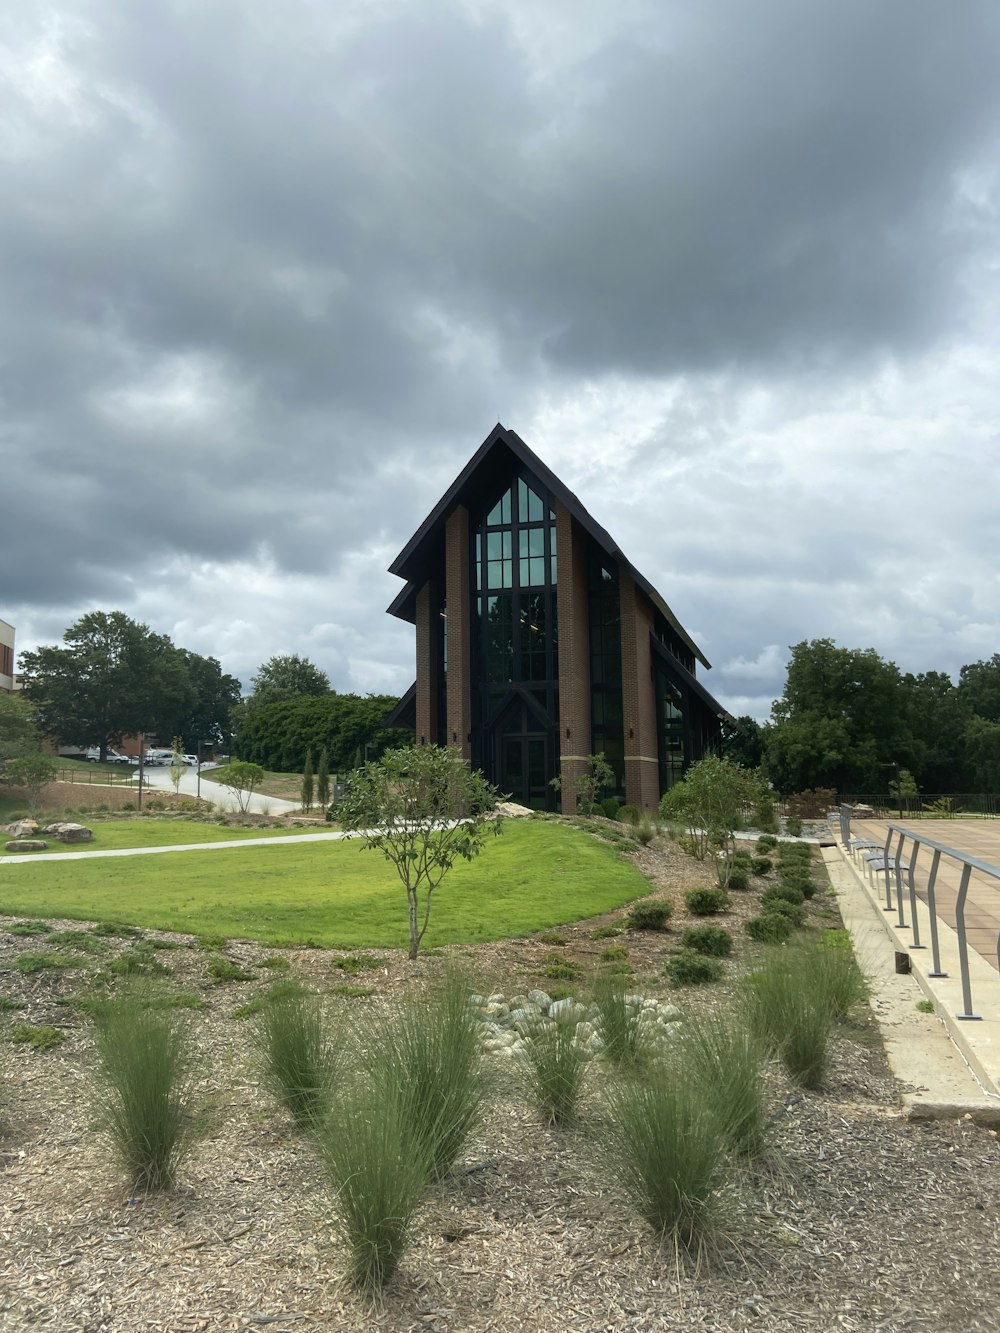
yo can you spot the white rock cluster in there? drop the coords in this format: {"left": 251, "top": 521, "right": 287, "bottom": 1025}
{"left": 469, "top": 988, "right": 683, "bottom": 1060}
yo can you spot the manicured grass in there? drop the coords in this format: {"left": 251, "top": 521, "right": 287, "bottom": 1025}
{"left": 201, "top": 768, "right": 307, "bottom": 803}
{"left": 1, "top": 819, "right": 310, "bottom": 856}
{"left": 0, "top": 821, "right": 649, "bottom": 950}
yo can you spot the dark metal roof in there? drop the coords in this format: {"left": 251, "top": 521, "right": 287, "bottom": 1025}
{"left": 386, "top": 423, "right": 710, "bottom": 669}
{"left": 385, "top": 681, "right": 416, "bottom": 730}
{"left": 649, "top": 632, "right": 732, "bottom": 722}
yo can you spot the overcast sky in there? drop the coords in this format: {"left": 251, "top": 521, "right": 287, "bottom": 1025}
{"left": 3, "top": 0, "right": 999, "bottom": 720}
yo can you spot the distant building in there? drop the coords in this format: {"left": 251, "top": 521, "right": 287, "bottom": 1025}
{"left": 0, "top": 619, "right": 14, "bottom": 693}
{"left": 386, "top": 424, "right": 728, "bottom": 812}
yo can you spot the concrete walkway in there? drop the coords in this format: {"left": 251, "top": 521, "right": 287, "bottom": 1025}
{"left": 139, "top": 763, "right": 303, "bottom": 815}
{"left": 829, "top": 824, "right": 1000, "bottom": 1124}
{"left": 0, "top": 830, "right": 351, "bottom": 866}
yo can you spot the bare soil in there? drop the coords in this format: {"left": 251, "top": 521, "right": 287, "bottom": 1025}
{"left": 2, "top": 827, "right": 1000, "bottom": 1331}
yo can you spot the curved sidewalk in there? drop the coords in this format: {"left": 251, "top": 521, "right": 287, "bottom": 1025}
{"left": 0, "top": 830, "right": 350, "bottom": 865}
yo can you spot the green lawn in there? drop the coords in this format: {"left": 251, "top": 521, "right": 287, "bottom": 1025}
{"left": 2, "top": 819, "right": 310, "bottom": 856}
{"left": 0, "top": 820, "right": 649, "bottom": 949}
{"left": 201, "top": 767, "right": 307, "bottom": 802}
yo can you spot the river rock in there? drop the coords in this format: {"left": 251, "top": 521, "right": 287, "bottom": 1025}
{"left": 5, "top": 839, "right": 48, "bottom": 852}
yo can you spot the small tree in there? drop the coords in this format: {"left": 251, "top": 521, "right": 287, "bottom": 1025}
{"left": 660, "top": 757, "right": 767, "bottom": 885}
{"left": 550, "top": 753, "right": 615, "bottom": 815}
{"left": 337, "top": 745, "right": 502, "bottom": 960}
{"left": 3, "top": 753, "right": 60, "bottom": 817}
{"left": 215, "top": 761, "right": 266, "bottom": 813}
{"left": 167, "top": 737, "right": 186, "bottom": 796}
{"left": 316, "top": 747, "right": 330, "bottom": 809}
{"left": 301, "top": 748, "right": 314, "bottom": 812}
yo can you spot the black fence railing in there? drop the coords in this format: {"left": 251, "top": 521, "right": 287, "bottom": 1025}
{"left": 841, "top": 793, "right": 1000, "bottom": 820}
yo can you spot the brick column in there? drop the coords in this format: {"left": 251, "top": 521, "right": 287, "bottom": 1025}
{"left": 414, "top": 579, "right": 438, "bottom": 746}
{"left": 444, "top": 506, "right": 472, "bottom": 763}
{"left": 556, "top": 505, "right": 592, "bottom": 816}
{"left": 619, "top": 573, "right": 659, "bottom": 810}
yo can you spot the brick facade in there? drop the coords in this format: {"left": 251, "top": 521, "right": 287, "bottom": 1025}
{"left": 444, "top": 506, "right": 472, "bottom": 763}
{"left": 414, "top": 580, "right": 438, "bottom": 746}
{"left": 555, "top": 505, "right": 593, "bottom": 816}
{"left": 620, "top": 572, "right": 661, "bottom": 811}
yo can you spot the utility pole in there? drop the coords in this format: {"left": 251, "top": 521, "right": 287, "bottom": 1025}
{"left": 136, "top": 733, "right": 145, "bottom": 813}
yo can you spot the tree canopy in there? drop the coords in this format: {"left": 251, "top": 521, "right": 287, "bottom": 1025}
{"left": 233, "top": 693, "right": 410, "bottom": 773}
{"left": 249, "top": 653, "right": 330, "bottom": 705}
{"left": 18, "top": 612, "right": 241, "bottom": 756}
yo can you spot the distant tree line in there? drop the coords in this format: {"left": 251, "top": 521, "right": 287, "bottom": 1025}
{"left": 724, "top": 639, "right": 1000, "bottom": 797}
{"left": 232, "top": 693, "right": 409, "bottom": 773}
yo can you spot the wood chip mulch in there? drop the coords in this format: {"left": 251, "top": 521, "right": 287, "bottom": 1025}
{"left": 2, "top": 827, "right": 1000, "bottom": 1331}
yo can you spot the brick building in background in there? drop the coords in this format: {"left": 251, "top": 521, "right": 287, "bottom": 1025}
{"left": 0, "top": 619, "right": 15, "bottom": 693}
{"left": 387, "top": 425, "right": 728, "bottom": 813}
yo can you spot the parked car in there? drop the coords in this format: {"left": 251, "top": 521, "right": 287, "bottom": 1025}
{"left": 143, "top": 748, "right": 176, "bottom": 766}
{"left": 181, "top": 754, "right": 199, "bottom": 766}
{"left": 85, "top": 748, "right": 131, "bottom": 764}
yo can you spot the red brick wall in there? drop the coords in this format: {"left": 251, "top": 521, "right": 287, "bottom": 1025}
{"left": 620, "top": 573, "right": 660, "bottom": 810}
{"left": 444, "top": 506, "right": 472, "bottom": 762}
{"left": 415, "top": 580, "right": 438, "bottom": 746}
{"left": 556, "top": 506, "right": 593, "bottom": 816}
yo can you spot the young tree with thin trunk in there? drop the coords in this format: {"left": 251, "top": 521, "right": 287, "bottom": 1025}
{"left": 301, "top": 748, "right": 314, "bottom": 812}
{"left": 337, "top": 746, "right": 502, "bottom": 960}
{"left": 316, "top": 747, "right": 330, "bottom": 810}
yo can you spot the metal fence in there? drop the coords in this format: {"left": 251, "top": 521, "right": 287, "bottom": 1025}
{"left": 54, "top": 764, "right": 141, "bottom": 788}
{"left": 839, "top": 804, "right": 1000, "bottom": 1021}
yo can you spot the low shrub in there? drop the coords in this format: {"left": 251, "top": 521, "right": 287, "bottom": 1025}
{"left": 750, "top": 856, "right": 772, "bottom": 877}
{"left": 680, "top": 925, "right": 733, "bottom": 958}
{"left": 206, "top": 955, "right": 254, "bottom": 983}
{"left": 744, "top": 914, "right": 793, "bottom": 944}
{"left": 778, "top": 869, "right": 817, "bottom": 899}
{"left": 92, "top": 995, "right": 199, "bottom": 1190}
{"left": 618, "top": 804, "right": 641, "bottom": 825}
{"left": 721, "top": 866, "right": 749, "bottom": 892}
{"left": 784, "top": 817, "right": 803, "bottom": 837}
{"left": 627, "top": 899, "right": 673, "bottom": 931}
{"left": 233, "top": 981, "right": 313, "bottom": 1020}
{"left": 12, "top": 952, "right": 79, "bottom": 974}
{"left": 537, "top": 931, "right": 567, "bottom": 947}
{"left": 105, "top": 951, "right": 171, "bottom": 979}
{"left": 760, "top": 898, "right": 805, "bottom": 927}
{"left": 197, "top": 934, "right": 228, "bottom": 951}
{"left": 663, "top": 951, "right": 724, "bottom": 986}
{"left": 540, "top": 956, "right": 583, "bottom": 981}
{"left": 92, "top": 922, "right": 143, "bottom": 939}
{"left": 763, "top": 882, "right": 805, "bottom": 908}
{"left": 47, "top": 930, "right": 110, "bottom": 955}
{"left": 258, "top": 955, "right": 291, "bottom": 971}
{"left": 599, "top": 945, "right": 629, "bottom": 963}
{"left": 334, "top": 954, "right": 381, "bottom": 975}
{"left": 9, "top": 1024, "right": 65, "bottom": 1050}
{"left": 755, "top": 835, "right": 778, "bottom": 851}
{"left": 590, "top": 925, "right": 622, "bottom": 940}
{"left": 684, "top": 887, "right": 729, "bottom": 917}
{"left": 600, "top": 798, "right": 622, "bottom": 820}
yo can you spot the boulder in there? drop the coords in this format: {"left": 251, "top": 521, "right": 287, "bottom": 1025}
{"left": 39, "top": 822, "right": 94, "bottom": 843}
{"left": 4, "top": 839, "right": 48, "bottom": 852}
{"left": 5, "top": 819, "right": 39, "bottom": 838}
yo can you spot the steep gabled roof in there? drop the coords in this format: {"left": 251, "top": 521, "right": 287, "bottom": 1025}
{"left": 387, "top": 423, "right": 710, "bottom": 670}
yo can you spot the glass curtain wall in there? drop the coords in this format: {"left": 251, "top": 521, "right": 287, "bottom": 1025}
{"left": 588, "top": 550, "right": 625, "bottom": 798}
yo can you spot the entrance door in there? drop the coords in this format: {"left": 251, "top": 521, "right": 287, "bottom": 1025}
{"left": 498, "top": 733, "right": 549, "bottom": 809}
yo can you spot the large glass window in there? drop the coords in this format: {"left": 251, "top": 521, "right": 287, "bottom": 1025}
{"left": 656, "top": 666, "right": 687, "bottom": 792}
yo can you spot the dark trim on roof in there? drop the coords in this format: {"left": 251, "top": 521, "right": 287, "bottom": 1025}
{"left": 385, "top": 682, "right": 416, "bottom": 730}
{"left": 387, "top": 423, "right": 709, "bottom": 668}
{"left": 649, "top": 632, "right": 732, "bottom": 723}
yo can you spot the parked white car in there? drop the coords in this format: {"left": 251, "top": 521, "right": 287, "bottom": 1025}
{"left": 144, "top": 748, "right": 176, "bottom": 766}
{"left": 85, "top": 748, "right": 131, "bottom": 764}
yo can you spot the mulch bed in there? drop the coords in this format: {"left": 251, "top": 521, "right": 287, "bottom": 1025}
{"left": 2, "top": 825, "right": 1000, "bottom": 1330}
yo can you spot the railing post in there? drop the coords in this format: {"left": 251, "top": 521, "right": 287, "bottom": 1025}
{"left": 893, "top": 829, "right": 908, "bottom": 928}
{"left": 882, "top": 827, "right": 894, "bottom": 908}
{"left": 925, "top": 850, "right": 947, "bottom": 977}
{"left": 907, "top": 844, "right": 924, "bottom": 949}
{"left": 953, "top": 863, "right": 981, "bottom": 1020}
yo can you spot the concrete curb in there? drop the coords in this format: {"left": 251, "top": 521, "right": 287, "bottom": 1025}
{"left": 825, "top": 843, "right": 1000, "bottom": 1126}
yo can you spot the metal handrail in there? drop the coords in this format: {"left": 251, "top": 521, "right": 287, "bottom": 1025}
{"left": 840, "top": 802, "right": 1000, "bottom": 1021}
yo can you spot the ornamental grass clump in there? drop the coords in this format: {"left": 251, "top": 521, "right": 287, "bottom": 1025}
{"left": 745, "top": 913, "right": 794, "bottom": 944}
{"left": 744, "top": 950, "right": 836, "bottom": 1090}
{"left": 366, "top": 968, "right": 487, "bottom": 1180}
{"left": 92, "top": 992, "right": 199, "bottom": 1191}
{"left": 808, "top": 934, "right": 869, "bottom": 1020}
{"left": 257, "top": 991, "right": 341, "bottom": 1131}
{"left": 318, "top": 1078, "right": 434, "bottom": 1296}
{"left": 604, "top": 1057, "right": 731, "bottom": 1248}
{"left": 516, "top": 1009, "right": 589, "bottom": 1127}
{"left": 681, "top": 1008, "right": 771, "bottom": 1159}
{"left": 592, "top": 969, "right": 649, "bottom": 1069}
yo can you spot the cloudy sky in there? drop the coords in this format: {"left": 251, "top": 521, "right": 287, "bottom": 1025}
{"left": 3, "top": 0, "right": 999, "bottom": 719}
